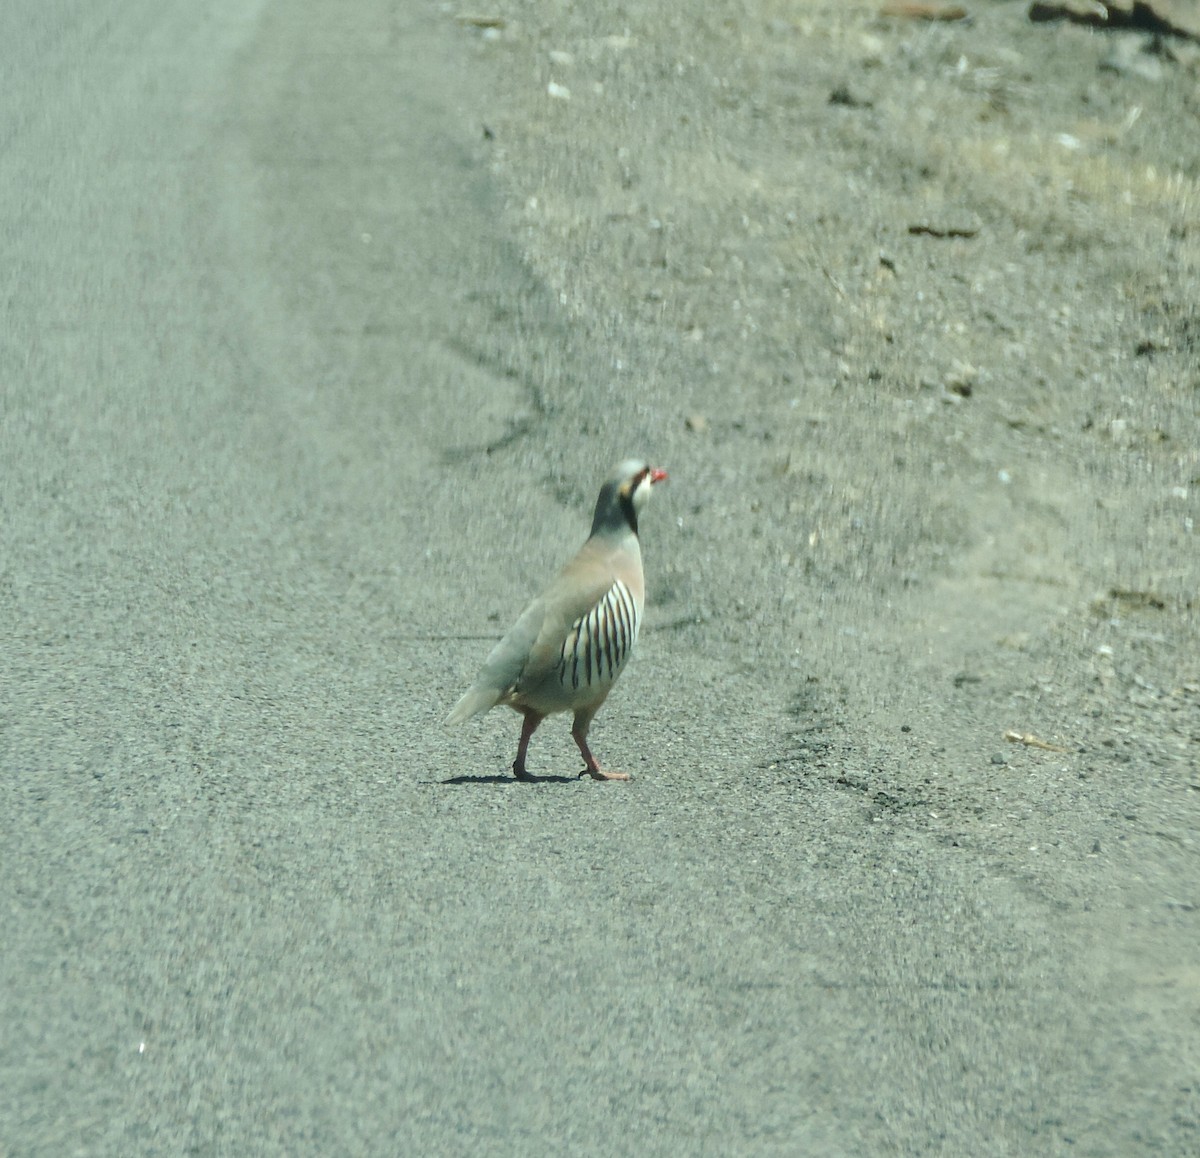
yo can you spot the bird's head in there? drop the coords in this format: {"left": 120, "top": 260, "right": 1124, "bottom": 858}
{"left": 593, "top": 459, "right": 668, "bottom": 537}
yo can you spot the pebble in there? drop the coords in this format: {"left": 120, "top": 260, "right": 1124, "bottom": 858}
{"left": 1100, "top": 35, "right": 1166, "bottom": 82}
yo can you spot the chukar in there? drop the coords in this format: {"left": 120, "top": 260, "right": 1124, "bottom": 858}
{"left": 446, "top": 459, "right": 668, "bottom": 781}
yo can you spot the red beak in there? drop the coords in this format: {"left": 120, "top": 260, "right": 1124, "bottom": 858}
{"left": 650, "top": 467, "right": 668, "bottom": 485}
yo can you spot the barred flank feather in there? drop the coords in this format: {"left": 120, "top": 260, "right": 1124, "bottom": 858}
{"left": 559, "top": 579, "right": 640, "bottom": 692}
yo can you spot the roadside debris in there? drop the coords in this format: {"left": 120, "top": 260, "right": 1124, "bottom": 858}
{"left": 908, "top": 220, "right": 981, "bottom": 238}
{"left": 1004, "top": 730, "right": 1071, "bottom": 752}
{"left": 455, "top": 13, "right": 506, "bottom": 29}
{"left": 1027, "top": 1, "right": 1200, "bottom": 40}
{"left": 880, "top": 3, "right": 969, "bottom": 19}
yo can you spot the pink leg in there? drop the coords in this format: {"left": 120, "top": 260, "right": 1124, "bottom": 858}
{"left": 513, "top": 710, "right": 543, "bottom": 782}
{"left": 572, "top": 711, "right": 631, "bottom": 782}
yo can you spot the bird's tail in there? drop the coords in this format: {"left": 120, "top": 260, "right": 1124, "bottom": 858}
{"left": 444, "top": 684, "right": 502, "bottom": 726}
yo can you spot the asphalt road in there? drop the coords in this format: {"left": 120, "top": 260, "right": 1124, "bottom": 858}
{"left": 4, "top": 3, "right": 1198, "bottom": 1155}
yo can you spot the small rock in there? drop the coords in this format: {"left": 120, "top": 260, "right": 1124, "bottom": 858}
{"left": 1100, "top": 35, "right": 1166, "bottom": 81}
{"left": 547, "top": 81, "right": 571, "bottom": 100}
{"left": 684, "top": 414, "right": 709, "bottom": 433}
{"left": 860, "top": 33, "right": 887, "bottom": 65}
{"left": 990, "top": 753, "right": 1007, "bottom": 765}
{"left": 1135, "top": 335, "right": 1171, "bottom": 354}
{"left": 829, "top": 84, "right": 872, "bottom": 108}
{"left": 945, "top": 361, "right": 977, "bottom": 397}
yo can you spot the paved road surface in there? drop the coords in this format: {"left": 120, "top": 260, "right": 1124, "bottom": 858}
{"left": 3, "top": 3, "right": 1196, "bottom": 1154}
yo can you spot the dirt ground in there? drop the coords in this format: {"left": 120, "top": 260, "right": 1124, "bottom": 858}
{"left": 445, "top": 0, "right": 1200, "bottom": 1146}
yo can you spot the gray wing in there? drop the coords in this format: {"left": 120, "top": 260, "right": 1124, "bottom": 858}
{"left": 444, "top": 597, "right": 547, "bottom": 724}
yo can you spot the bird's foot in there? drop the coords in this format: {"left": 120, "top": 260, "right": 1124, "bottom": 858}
{"left": 513, "top": 761, "right": 539, "bottom": 783}
{"left": 578, "top": 766, "right": 632, "bottom": 782}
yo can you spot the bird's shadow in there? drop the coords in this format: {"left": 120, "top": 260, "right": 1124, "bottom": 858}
{"left": 441, "top": 772, "right": 581, "bottom": 786}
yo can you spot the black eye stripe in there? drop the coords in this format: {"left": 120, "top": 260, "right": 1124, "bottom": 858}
{"left": 620, "top": 468, "right": 649, "bottom": 497}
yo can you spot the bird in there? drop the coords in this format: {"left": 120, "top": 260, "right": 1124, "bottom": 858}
{"left": 446, "top": 459, "right": 668, "bottom": 782}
